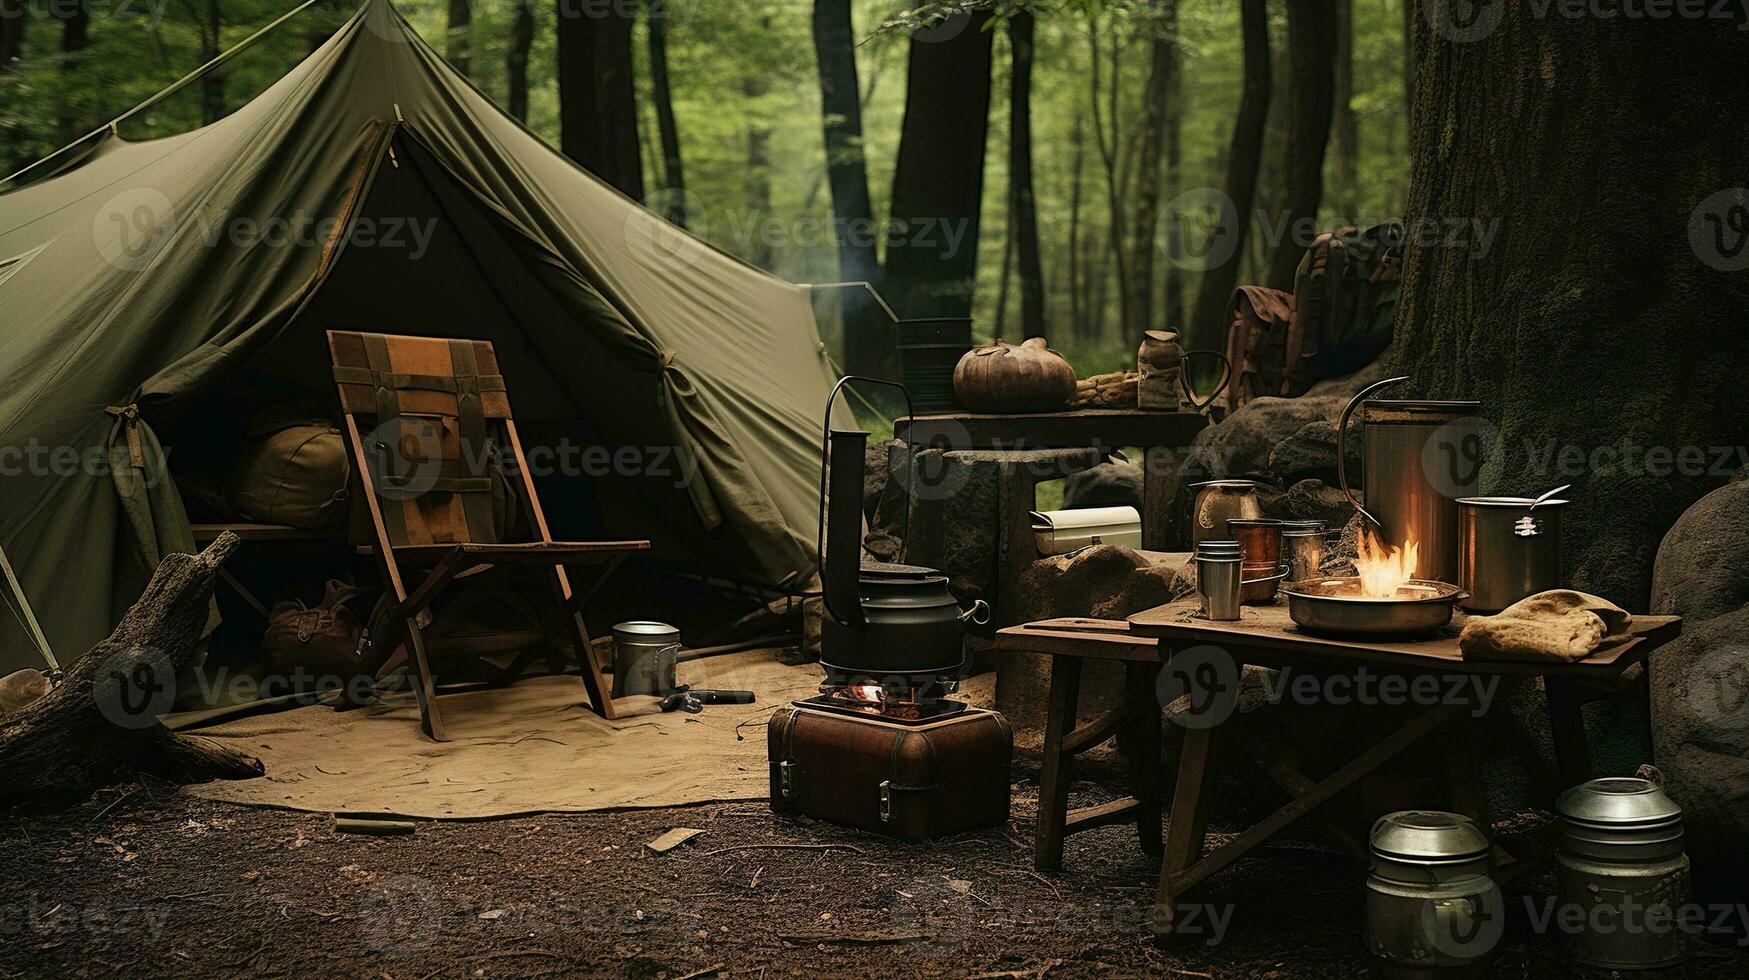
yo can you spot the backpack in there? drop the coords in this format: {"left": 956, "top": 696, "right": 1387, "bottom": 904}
{"left": 1283, "top": 223, "right": 1403, "bottom": 395}
{"left": 260, "top": 580, "right": 374, "bottom": 693}
{"left": 1224, "top": 284, "right": 1295, "bottom": 413}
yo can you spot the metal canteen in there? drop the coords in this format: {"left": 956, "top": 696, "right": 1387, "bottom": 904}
{"left": 1337, "top": 376, "right": 1483, "bottom": 585}
{"left": 817, "top": 377, "right": 989, "bottom": 693}
{"left": 1556, "top": 776, "right": 1690, "bottom": 970}
{"left": 1455, "top": 495, "right": 1566, "bottom": 612}
{"left": 1189, "top": 479, "right": 1263, "bottom": 547}
{"left": 1366, "top": 810, "right": 1501, "bottom": 978}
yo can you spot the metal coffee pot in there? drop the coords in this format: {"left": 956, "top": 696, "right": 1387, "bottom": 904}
{"left": 1188, "top": 479, "right": 1263, "bottom": 548}
{"left": 1337, "top": 376, "right": 1482, "bottom": 585}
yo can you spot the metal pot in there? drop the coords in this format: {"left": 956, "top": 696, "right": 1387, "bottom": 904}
{"left": 1281, "top": 577, "right": 1468, "bottom": 638}
{"left": 1337, "top": 377, "right": 1483, "bottom": 585}
{"left": 1456, "top": 496, "right": 1565, "bottom": 612}
{"left": 1281, "top": 522, "right": 1329, "bottom": 584}
{"left": 1556, "top": 776, "right": 1690, "bottom": 970}
{"left": 1366, "top": 810, "right": 1501, "bottom": 978}
{"left": 1190, "top": 479, "right": 1263, "bottom": 547}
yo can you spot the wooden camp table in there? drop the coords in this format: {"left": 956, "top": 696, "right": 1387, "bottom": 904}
{"left": 893, "top": 409, "right": 1208, "bottom": 550}
{"left": 996, "top": 600, "right": 1681, "bottom": 940}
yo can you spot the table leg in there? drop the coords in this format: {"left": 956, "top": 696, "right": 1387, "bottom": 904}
{"left": 1544, "top": 676, "right": 1593, "bottom": 792}
{"left": 1141, "top": 445, "right": 1193, "bottom": 552}
{"left": 1122, "top": 661, "right": 1164, "bottom": 858}
{"left": 1439, "top": 711, "right": 1491, "bottom": 829}
{"left": 1153, "top": 720, "right": 1217, "bottom": 939}
{"left": 1035, "top": 654, "right": 1083, "bottom": 872}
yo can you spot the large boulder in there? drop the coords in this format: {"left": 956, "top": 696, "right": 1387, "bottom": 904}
{"left": 1648, "top": 481, "right": 1749, "bottom": 905}
{"left": 1187, "top": 360, "right": 1386, "bottom": 486}
{"left": 1061, "top": 460, "right": 1144, "bottom": 510}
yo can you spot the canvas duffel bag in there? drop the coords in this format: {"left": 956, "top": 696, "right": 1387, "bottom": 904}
{"left": 224, "top": 412, "right": 352, "bottom": 530}
{"left": 260, "top": 580, "right": 373, "bottom": 694}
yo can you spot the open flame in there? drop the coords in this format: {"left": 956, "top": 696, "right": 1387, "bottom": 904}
{"left": 1354, "top": 530, "right": 1418, "bottom": 597}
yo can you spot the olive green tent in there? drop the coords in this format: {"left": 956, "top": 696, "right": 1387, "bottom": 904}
{"left": 0, "top": 0, "right": 839, "bottom": 674}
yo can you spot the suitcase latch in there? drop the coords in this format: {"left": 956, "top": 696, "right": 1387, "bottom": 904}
{"left": 879, "top": 780, "right": 892, "bottom": 823}
{"left": 779, "top": 761, "right": 795, "bottom": 800}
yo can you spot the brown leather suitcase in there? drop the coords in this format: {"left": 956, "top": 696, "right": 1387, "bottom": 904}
{"left": 768, "top": 704, "right": 1012, "bottom": 841}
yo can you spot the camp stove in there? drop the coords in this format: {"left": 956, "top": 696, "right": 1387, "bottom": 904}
{"left": 764, "top": 378, "right": 1011, "bottom": 840}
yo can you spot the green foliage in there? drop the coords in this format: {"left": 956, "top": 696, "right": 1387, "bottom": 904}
{"left": 1, "top": 0, "right": 1410, "bottom": 377}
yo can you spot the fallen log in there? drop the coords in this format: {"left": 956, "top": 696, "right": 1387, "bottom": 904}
{"left": 0, "top": 533, "right": 264, "bottom": 810}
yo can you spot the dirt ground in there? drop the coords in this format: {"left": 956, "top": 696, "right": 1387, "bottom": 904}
{"left": 2, "top": 758, "right": 1745, "bottom": 979}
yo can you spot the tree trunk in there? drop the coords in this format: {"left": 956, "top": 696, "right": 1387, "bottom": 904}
{"left": 1268, "top": 0, "right": 1336, "bottom": 290}
{"left": 1402, "top": 0, "right": 1416, "bottom": 124}
{"left": 1125, "top": 3, "right": 1174, "bottom": 339}
{"left": 1160, "top": 1, "right": 1185, "bottom": 334}
{"left": 811, "top": 0, "right": 887, "bottom": 376}
{"left": 1187, "top": 0, "right": 1270, "bottom": 351}
{"left": 885, "top": 9, "right": 996, "bottom": 319}
{"left": 744, "top": 74, "right": 773, "bottom": 269}
{"left": 201, "top": 0, "right": 224, "bottom": 125}
{"left": 507, "top": 0, "right": 534, "bottom": 121}
{"left": 1008, "top": 9, "right": 1045, "bottom": 338}
{"left": 0, "top": 0, "right": 24, "bottom": 74}
{"left": 56, "top": 4, "right": 89, "bottom": 142}
{"left": 557, "top": 0, "right": 645, "bottom": 200}
{"left": 647, "top": 4, "right": 685, "bottom": 224}
{"left": 1393, "top": 17, "right": 1749, "bottom": 610}
{"left": 0, "top": 536, "right": 263, "bottom": 811}
{"left": 1087, "top": 20, "right": 1129, "bottom": 333}
{"left": 1068, "top": 115, "right": 1087, "bottom": 338}
{"left": 447, "top": 0, "right": 472, "bottom": 75}
{"left": 1333, "top": 0, "right": 1358, "bottom": 215}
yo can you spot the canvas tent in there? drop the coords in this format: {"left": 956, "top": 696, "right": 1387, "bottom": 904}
{"left": 0, "top": 0, "right": 839, "bottom": 674}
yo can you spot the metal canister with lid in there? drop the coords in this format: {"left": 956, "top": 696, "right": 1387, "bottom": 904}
{"left": 1556, "top": 776, "right": 1690, "bottom": 970}
{"left": 1194, "top": 539, "right": 1242, "bottom": 621}
{"left": 1366, "top": 810, "right": 1501, "bottom": 978}
{"left": 1279, "top": 520, "right": 1328, "bottom": 584}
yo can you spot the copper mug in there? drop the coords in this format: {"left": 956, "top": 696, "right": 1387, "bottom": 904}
{"left": 1227, "top": 518, "right": 1287, "bottom": 603}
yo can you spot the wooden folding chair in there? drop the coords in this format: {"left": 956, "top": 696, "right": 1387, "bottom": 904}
{"left": 328, "top": 330, "right": 649, "bottom": 740}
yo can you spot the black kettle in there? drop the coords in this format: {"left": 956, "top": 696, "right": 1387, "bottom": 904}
{"left": 816, "top": 377, "right": 989, "bottom": 693}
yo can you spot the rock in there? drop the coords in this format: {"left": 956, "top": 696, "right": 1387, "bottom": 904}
{"left": 1061, "top": 461, "right": 1144, "bottom": 511}
{"left": 1648, "top": 482, "right": 1749, "bottom": 904}
{"left": 1650, "top": 480, "right": 1749, "bottom": 624}
{"left": 1186, "top": 360, "right": 1386, "bottom": 485}
{"left": 1261, "top": 479, "right": 1357, "bottom": 531}
{"left": 0, "top": 668, "right": 49, "bottom": 717}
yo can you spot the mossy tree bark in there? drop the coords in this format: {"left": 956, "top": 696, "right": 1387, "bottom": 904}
{"left": 557, "top": 1, "right": 645, "bottom": 200}
{"left": 1394, "top": 11, "right": 1749, "bottom": 609}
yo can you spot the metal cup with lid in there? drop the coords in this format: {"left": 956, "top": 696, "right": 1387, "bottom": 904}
{"left": 1366, "top": 810, "right": 1501, "bottom": 978}
{"left": 1555, "top": 776, "right": 1690, "bottom": 969}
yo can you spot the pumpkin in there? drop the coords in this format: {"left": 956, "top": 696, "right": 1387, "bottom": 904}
{"left": 952, "top": 337, "right": 1077, "bottom": 413}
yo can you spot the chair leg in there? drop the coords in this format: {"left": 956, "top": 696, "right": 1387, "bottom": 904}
{"left": 403, "top": 623, "right": 448, "bottom": 742}
{"left": 546, "top": 566, "right": 616, "bottom": 720}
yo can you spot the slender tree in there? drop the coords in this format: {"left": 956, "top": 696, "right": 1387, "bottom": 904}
{"left": 885, "top": 9, "right": 997, "bottom": 320}
{"left": 0, "top": 0, "right": 24, "bottom": 74}
{"left": 201, "top": 0, "right": 224, "bottom": 124}
{"left": 1160, "top": 0, "right": 1185, "bottom": 333}
{"left": 811, "top": 0, "right": 886, "bottom": 376}
{"left": 557, "top": 0, "right": 644, "bottom": 199}
{"left": 646, "top": 3, "right": 685, "bottom": 224}
{"left": 1188, "top": 0, "right": 1270, "bottom": 351}
{"left": 1126, "top": 1, "right": 1180, "bottom": 338}
{"left": 1402, "top": 0, "right": 1416, "bottom": 124}
{"left": 56, "top": 3, "right": 89, "bottom": 141}
{"left": 447, "top": 0, "right": 472, "bottom": 75}
{"left": 507, "top": 0, "right": 534, "bottom": 121}
{"left": 744, "top": 70, "right": 773, "bottom": 268}
{"left": 1268, "top": 0, "right": 1337, "bottom": 289}
{"left": 1333, "top": 0, "right": 1358, "bottom": 215}
{"left": 1008, "top": 8, "right": 1045, "bottom": 337}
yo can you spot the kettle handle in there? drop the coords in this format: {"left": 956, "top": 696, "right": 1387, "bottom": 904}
{"left": 1336, "top": 375, "right": 1408, "bottom": 531}
{"left": 959, "top": 599, "right": 991, "bottom": 626}
{"left": 1178, "top": 349, "right": 1232, "bottom": 412}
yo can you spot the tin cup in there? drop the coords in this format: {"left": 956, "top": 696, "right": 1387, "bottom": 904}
{"left": 1195, "top": 540, "right": 1243, "bottom": 621}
